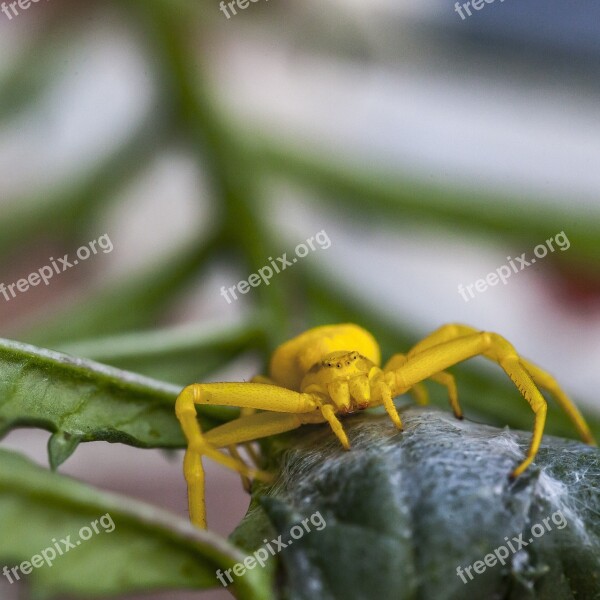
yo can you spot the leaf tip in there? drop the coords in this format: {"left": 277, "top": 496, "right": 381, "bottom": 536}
{"left": 48, "top": 431, "right": 81, "bottom": 470}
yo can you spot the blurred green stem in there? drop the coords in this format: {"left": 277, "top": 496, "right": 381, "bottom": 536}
{"left": 0, "top": 112, "right": 163, "bottom": 260}
{"left": 57, "top": 319, "right": 264, "bottom": 363}
{"left": 20, "top": 234, "right": 222, "bottom": 346}
{"left": 250, "top": 136, "right": 600, "bottom": 266}
{"left": 136, "top": 0, "right": 293, "bottom": 346}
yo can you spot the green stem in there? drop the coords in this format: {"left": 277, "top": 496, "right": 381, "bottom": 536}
{"left": 252, "top": 136, "right": 600, "bottom": 266}
{"left": 0, "top": 112, "right": 163, "bottom": 260}
{"left": 134, "top": 1, "right": 293, "bottom": 347}
{"left": 57, "top": 319, "right": 264, "bottom": 363}
{"left": 19, "top": 234, "right": 222, "bottom": 346}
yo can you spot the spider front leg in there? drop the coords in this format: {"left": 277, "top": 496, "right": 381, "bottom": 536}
{"left": 384, "top": 354, "right": 462, "bottom": 418}
{"left": 371, "top": 375, "right": 404, "bottom": 430}
{"left": 408, "top": 324, "right": 595, "bottom": 445}
{"left": 389, "top": 332, "right": 557, "bottom": 478}
{"left": 176, "top": 383, "right": 319, "bottom": 528}
{"left": 231, "top": 376, "right": 266, "bottom": 475}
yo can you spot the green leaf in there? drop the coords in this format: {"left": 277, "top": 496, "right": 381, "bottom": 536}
{"left": 0, "top": 448, "right": 273, "bottom": 600}
{"left": 234, "top": 406, "right": 600, "bottom": 600}
{"left": 0, "top": 338, "right": 231, "bottom": 469}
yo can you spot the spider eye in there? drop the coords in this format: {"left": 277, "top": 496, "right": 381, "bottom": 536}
{"left": 336, "top": 363, "right": 341, "bottom": 368}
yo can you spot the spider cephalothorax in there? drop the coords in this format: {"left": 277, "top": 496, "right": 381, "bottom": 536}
{"left": 176, "top": 323, "right": 596, "bottom": 528}
{"left": 300, "top": 351, "right": 379, "bottom": 414}
{"left": 268, "top": 323, "right": 380, "bottom": 390}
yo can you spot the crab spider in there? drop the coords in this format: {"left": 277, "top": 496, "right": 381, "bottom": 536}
{"left": 176, "top": 323, "right": 596, "bottom": 528}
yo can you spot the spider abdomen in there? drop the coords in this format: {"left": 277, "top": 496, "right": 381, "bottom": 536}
{"left": 269, "top": 324, "right": 381, "bottom": 391}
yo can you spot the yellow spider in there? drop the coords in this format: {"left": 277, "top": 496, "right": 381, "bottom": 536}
{"left": 175, "top": 323, "right": 596, "bottom": 529}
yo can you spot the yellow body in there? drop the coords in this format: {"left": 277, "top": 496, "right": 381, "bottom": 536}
{"left": 269, "top": 323, "right": 380, "bottom": 390}
{"left": 176, "top": 323, "right": 596, "bottom": 528}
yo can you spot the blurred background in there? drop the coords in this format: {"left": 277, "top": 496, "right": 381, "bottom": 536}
{"left": 1, "top": 0, "right": 599, "bottom": 598}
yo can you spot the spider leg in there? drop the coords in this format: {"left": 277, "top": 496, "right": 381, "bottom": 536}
{"left": 374, "top": 379, "right": 404, "bottom": 430}
{"left": 410, "top": 382, "right": 429, "bottom": 405}
{"left": 390, "top": 332, "right": 551, "bottom": 478}
{"left": 176, "top": 383, "right": 319, "bottom": 528}
{"left": 205, "top": 410, "right": 326, "bottom": 490}
{"left": 384, "top": 353, "right": 462, "bottom": 417}
{"left": 407, "top": 324, "right": 593, "bottom": 442}
{"left": 183, "top": 410, "right": 325, "bottom": 529}
{"left": 202, "top": 412, "right": 311, "bottom": 524}
{"left": 318, "top": 404, "right": 351, "bottom": 448}
{"left": 234, "top": 375, "right": 279, "bottom": 419}
{"left": 302, "top": 382, "right": 357, "bottom": 448}
{"left": 520, "top": 358, "right": 596, "bottom": 445}
{"left": 177, "top": 382, "right": 318, "bottom": 416}
{"left": 406, "top": 324, "right": 478, "bottom": 357}
{"left": 429, "top": 372, "right": 462, "bottom": 419}
{"left": 228, "top": 445, "right": 252, "bottom": 492}
{"left": 242, "top": 442, "right": 261, "bottom": 467}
